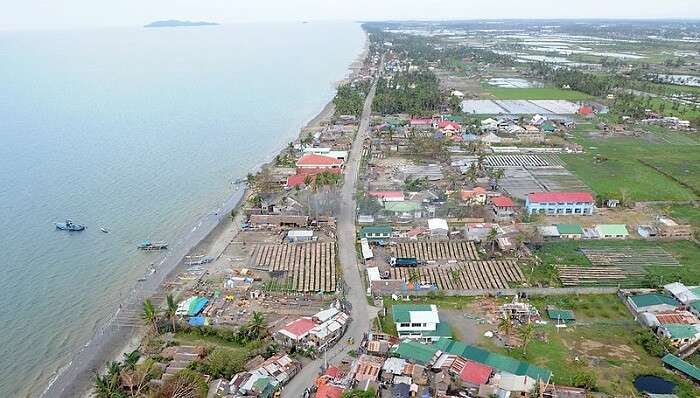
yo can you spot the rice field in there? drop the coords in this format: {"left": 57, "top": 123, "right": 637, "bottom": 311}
{"left": 485, "top": 154, "right": 565, "bottom": 168}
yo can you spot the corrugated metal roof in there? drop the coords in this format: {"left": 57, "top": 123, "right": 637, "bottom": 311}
{"left": 662, "top": 354, "right": 700, "bottom": 382}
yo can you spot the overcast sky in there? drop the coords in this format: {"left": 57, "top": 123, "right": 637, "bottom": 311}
{"left": 2, "top": 0, "right": 700, "bottom": 31}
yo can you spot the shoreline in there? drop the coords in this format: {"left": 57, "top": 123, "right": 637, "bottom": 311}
{"left": 42, "top": 38, "right": 367, "bottom": 398}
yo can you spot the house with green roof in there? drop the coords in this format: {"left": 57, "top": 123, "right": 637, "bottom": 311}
{"left": 690, "top": 301, "right": 700, "bottom": 318}
{"left": 662, "top": 354, "right": 700, "bottom": 383}
{"left": 392, "top": 340, "right": 440, "bottom": 365}
{"left": 595, "top": 224, "right": 629, "bottom": 239}
{"left": 627, "top": 293, "right": 679, "bottom": 314}
{"left": 546, "top": 307, "right": 575, "bottom": 323}
{"left": 541, "top": 122, "right": 556, "bottom": 133}
{"left": 555, "top": 224, "right": 583, "bottom": 240}
{"left": 384, "top": 201, "right": 423, "bottom": 220}
{"left": 359, "top": 225, "right": 392, "bottom": 241}
{"left": 657, "top": 323, "right": 700, "bottom": 347}
{"left": 392, "top": 304, "right": 452, "bottom": 342}
{"left": 433, "top": 339, "right": 551, "bottom": 381}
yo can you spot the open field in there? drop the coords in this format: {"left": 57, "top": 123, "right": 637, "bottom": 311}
{"left": 477, "top": 294, "right": 698, "bottom": 397}
{"left": 663, "top": 204, "right": 700, "bottom": 235}
{"left": 486, "top": 87, "right": 592, "bottom": 101}
{"left": 534, "top": 240, "right": 700, "bottom": 287}
{"left": 561, "top": 130, "right": 699, "bottom": 201}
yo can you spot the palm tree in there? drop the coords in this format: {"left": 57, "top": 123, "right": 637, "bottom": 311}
{"left": 122, "top": 350, "right": 140, "bottom": 371}
{"left": 94, "top": 361, "right": 123, "bottom": 398}
{"left": 141, "top": 299, "right": 159, "bottom": 334}
{"left": 485, "top": 227, "right": 499, "bottom": 256}
{"left": 408, "top": 270, "right": 420, "bottom": 284}
{"left": 247, "top": 312, "right": 267, "bottom": 341}
{"left": 518, "top": 322, "right": 536, "bottom": 356}
{"left": 165, "top": 294, "right": 178, "bottom": 333}
{"left": 498, "top": 313, "right": 513, "bottom": 340}
{"left": 492, "top": 168, "right": 504, "bottom": 188}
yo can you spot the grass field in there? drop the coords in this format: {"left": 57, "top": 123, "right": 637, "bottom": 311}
{"left": 478, "top": 294, "right": 698, "bottom": 397}
{"left": 486, "top": 87, "right": 592, "bottom": 100}
{"left": 534, "top": 240, "right": 700, "bottom": 286}
{"left": 561, "top": 130, "right": 699, "bottom": 201}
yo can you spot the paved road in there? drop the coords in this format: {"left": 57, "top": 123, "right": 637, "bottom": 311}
{"left": 282, "top": 73, "right": 379, "bottom": 398}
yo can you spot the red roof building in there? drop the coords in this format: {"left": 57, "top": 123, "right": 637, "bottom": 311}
{"left": 578, "top": 106, "right": 594, "bottom": 116}
{"left": 276, "top": 317, "right": 316, "bottom": 341}
{"left": 458, "top": 361, "right": 492, "bottom": 385}
{"left": 409, "top": 118, "right": 435, "bottom": 126}
{"left": 491, "top": 196, "right": 515, "bottom": 208}
{"left": 437, "top": 120, "right": 462, "bottom": 131}
{"left": 315, "top": 384, "right": 344, "bottom": 398}
{"left": 297, "top": 167, "right": 342, "bottom": 176}
{"left": 296, "top": 154, "right": 343, "bottom": 169}
{"left": 369, "top": 191, "right": 405, "bottom": 201}
{"left": 527, "top": 192, "right": 594, "bottom": 204}
{"left": 286, "top": 174, "right": 307, "bottom": 188}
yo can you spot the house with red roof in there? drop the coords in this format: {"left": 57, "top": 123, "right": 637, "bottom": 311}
{"left": 273, "top": 308, "right": 349, "bottom": 351}
{"left": 578, "top": 105, "right": 594, "bottom": 116}
{"left": 437, "top": 120, "right": 462, "bottom": 131}
{"left": 369, "top": 191, "right": 405, "bottom": 203}
{"left": 525, "top": 192, "right": 594, "bottom": 215}
{"left": 490, "top": 196, "right": 517, "bottom": 220}
{"left": 296, "top": 154, "right": 344, "bottom": 170}
{"left": 461, "top": 187, "right": 487, "bottom": 205}
{"left": 315, "top": 383, "right": 344, "bottom": 398}
{"left": 409, "top": 118, "right": 435, "bottom": 129}
{"left": 450, "top": 358, "right": 493, "bottom": 389}
{"left": 286, "top": 167, "right": 342, "bottom": 189}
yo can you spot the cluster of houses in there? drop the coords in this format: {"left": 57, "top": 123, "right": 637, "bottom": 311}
{"left": 625, "top": 284, "right": 700, "bottom": 384}
{"left": 273, "top": 306, "right": 350, "bottom": 353}
{"left": 309, "top": 303, "right": 589, "bottom": 398}
{"left": 209, "top": 353, "right": 302, "bottom": 398}
{"left": 637, "top": 109, "right": 693, "bottom": 131}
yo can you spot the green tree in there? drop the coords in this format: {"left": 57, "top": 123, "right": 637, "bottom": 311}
{"left": 498, "top": 313, "right": 514, "bottom": 340}
{"left": 93, "top": 361, "right": 124, "bottom": 398}
{"left": 121, "top": 350, "right": 140, "bottom": 371}
{"left": 165, "top": 294, "right": 178, "bottom": 333}
{"left": 141, "top": 299, "right": 159, "bottom": 334}
{"left": 247, "top": 311, "right": 267, "bottom": 341}
{"left": 571, "top": 370, "right": 597, "bottom": 390}
{"left": 154, "top": 369, "right": 208, "bottom": 398}
{"left": 517, "top": 323, "right": 536, "bottom": 356}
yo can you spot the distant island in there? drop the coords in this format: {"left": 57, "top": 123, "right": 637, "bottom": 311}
{"left": 144, "top": 20, "right": 219, "bottom": 28}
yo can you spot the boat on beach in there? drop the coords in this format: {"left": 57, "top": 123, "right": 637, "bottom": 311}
{"left": 137, "top": 240, "right": 168, "bottom": 251}
{"left": 54, "top": 220, "right": 86, "bottom": 231}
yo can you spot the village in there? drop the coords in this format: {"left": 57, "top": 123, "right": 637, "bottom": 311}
{"left": 94, "top": 20, "right": 700, "bottom": 398}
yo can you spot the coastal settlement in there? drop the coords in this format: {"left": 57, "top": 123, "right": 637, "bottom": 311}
{"left": 91, "top": 21, "right": 700, "bottom": 398}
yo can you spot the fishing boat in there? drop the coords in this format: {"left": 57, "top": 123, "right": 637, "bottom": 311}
{"left": 100, "top": 227, "right": 109, "bottom": 233}
{"left": 54, "top": 219, "right": 85, "bottom": 231}
{"left": 137, "top": 240, "right": 168, "bottom": 251}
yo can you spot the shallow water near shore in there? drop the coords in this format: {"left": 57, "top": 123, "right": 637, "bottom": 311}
{"left": 0, "top": 22, "right": 364, "bottom": 397}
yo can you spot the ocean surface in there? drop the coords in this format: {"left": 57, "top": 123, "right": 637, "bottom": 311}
{"left": 0, "top": 22, "right": 364, "bottom": 397}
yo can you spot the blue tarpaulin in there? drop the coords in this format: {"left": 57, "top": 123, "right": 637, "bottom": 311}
{"left": 188, "top": 316, "right": 208, "bottom": 326}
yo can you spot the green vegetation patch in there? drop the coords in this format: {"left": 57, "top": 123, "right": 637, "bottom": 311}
{"left": 487, "top": 87, "right": 592, "bottom": 100}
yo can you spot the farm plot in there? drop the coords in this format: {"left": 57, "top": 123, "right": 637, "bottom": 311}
{"left": 486, "top": 154, "right": 565, "bottom": 168}
{"left": 391, "top": 240, "right": 480, "bottom": 262}
{"left": 388, "top": 260, "right": 524, "bottom": 290}
{"left": 461, "top": 100, "right": 506, "bottom": 114}
{"left": 532, "top": 100, "right": 581, "bottom": 114}
{"left": 528, "top": 168, "right": 591, "bottom": 192}
{"left": 251, "top": 242, "right": 336, "bottom": 292}
{"left": 487, "top": 78, "right": 543, "bottom": 88}
{"left": 461, "top": 99, "right": 580, "bottom": 115}
{"left": 557, "top": 266, "right": 646, "bottom": 287}
{"left": 580, "top": 247, "right": 680, "bottom": 268}
{"left": 495, "top": 100, "right": 551, "bottom": 114}
{"left": 500, "top": 167, "right": 545, "bottom": 200}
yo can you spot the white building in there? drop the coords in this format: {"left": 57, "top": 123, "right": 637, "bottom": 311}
{"left": 392, "top": 304, "right": 452, "bottom": 342}
{"left": 428, "top": 218, "right": 449, "bottom": 237}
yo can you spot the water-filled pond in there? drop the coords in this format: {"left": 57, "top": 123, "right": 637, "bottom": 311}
{"left": 634, "top": 375, "right": 676, "bottom": 394}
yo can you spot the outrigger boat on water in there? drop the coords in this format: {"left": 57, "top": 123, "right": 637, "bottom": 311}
{"left": 137, "top": 240, "right": 168, "bottom": 251}
{"left": 100, "top": 227, "right": 109, "bottom": 233}
{"left": 54, "top": 219, "right": 86, "bottom": 231}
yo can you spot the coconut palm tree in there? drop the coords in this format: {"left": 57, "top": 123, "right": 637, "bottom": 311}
{"left": 94, "top": 361, "right": 124, "bottom": 398}
{"left": 498, "top": 313, "right": 513, "bottom": 339}
{"left": 247, "top": 311, "right": 267, "bottom": 341}
{"left": 518, "top": 322, "right": 536, "bottom": 356}
{"left": 165, "top": 294, "right": 178, "bottom": 333}
{"left": 122, "top": 350, "right": 140, "bottom": 371}
{"left": 485, "top": 227, "right": 499, "bottom": 256}
{"left": 141, "top": 299, "right": 159, "bottom": 334}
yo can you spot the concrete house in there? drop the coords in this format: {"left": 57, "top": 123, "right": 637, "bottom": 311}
{"left": 556, "top": 224, "right": 584, "bottom": 240}
{"left": 628, "top": 293, "right": 679, "bottom": 314}
{"left": 657, "top": 324, "right": 700, "bottom": 348}
{"left": 392, "top": 304, "right": 452, "bottom": 342}
{"left": 595, "top": 224, "right": 629, "bottom": 239}
{"left": 491, "top": 196, "right": 516, "bottom": 221}
{"left": 525, "top": 192, "right": 594, "bottom": 215}
{"left": 360, "top": 225, "right": 393, "bottom": 241}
